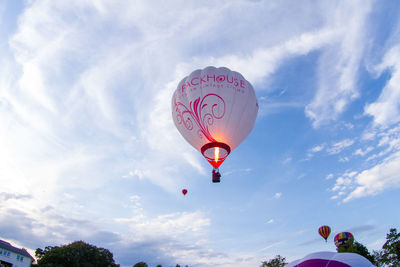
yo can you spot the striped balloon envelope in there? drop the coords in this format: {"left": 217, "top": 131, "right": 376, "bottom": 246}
{"left": 318, "top": 225, "right": 331, "bottom": 242}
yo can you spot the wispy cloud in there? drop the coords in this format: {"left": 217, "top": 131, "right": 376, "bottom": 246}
{"left": 330, "top": 150, "right": 400, "bottom": 202}
{"left": 215, "top": 27, "right": 339, "bottom": 87}
{"left": 345, "top": 224, "right": 375, "bottom": 233}
{"left": 365, "top": 45, "right": 400, "bottom": 127}
{"left": 0, "top": 194, "right": 221, "bottom": 266}
{"left": 326, "top": 173, "right": 334, "bottom": 180}
{"left": 304, "top": 144, "right": 326, "bottom": 160}
{"left": 307, "top": 139, "right": 358, "bottom": 160}
{"left": 305, "top": 1, "right": 373, "bottom": 127}
{"left": 344, "top": 151, "right": 400, "bottom": 202}
{"left": 327, "top": 139, "right": 355, "bottom": 154}
{"left": 354, "top": 146, "right": 374, "bottom": 156}
{"left": 311, "top": 144, "right": 325, "bottom": 153}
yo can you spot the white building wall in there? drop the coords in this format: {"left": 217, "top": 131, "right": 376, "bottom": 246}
{"left": 0, "top": 248, "right": 32, "bottom": 267}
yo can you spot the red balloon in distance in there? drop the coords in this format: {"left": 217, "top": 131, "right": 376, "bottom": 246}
{"left": 182, "top": 189, "right": 187, "bottom": 195}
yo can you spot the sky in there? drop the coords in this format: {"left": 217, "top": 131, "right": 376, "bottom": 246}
{"left": 0, "top": 0, "right": 400, "bottom": 266}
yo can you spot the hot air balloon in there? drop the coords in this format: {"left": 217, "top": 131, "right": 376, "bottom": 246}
{"left": 182, "top": 189, "right": 187, "bottom": 195}
{"left": 318, "top": 225, "right": 331, "bottom": 242}
{"left": 334, "top": 232, "right": 354, "bottom": 248}
{"left": 286, "top": 251, "right": 374, "bottom": 267}
{"left": 171, "top": 66, "right": 258, "bottom": 183}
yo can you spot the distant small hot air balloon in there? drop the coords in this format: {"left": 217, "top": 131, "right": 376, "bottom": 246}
{"left": 182, "top": 189, "right": 187, "bottom": 195}
{"left": 172, "top": 66, "right": 258, "bottom": 183}
{"left": 318, "top": 225, "right": 331, "bottom": 242}
{"left": 334, "top": 232, "right": 354, "bottom": 248}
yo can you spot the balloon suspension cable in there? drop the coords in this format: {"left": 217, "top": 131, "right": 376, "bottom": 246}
{"left": 212, "top": 167, "right": 221, "bottom": 183}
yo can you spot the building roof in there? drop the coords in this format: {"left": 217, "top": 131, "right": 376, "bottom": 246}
{"left": 0, "top": 240, "right": 34, "bottom": 260}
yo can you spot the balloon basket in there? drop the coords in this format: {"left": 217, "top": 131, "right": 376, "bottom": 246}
{"left": 212, "top": 167, "right": 221, "bottom": 183}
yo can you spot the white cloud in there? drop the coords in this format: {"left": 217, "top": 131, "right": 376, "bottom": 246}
{"left": 362, "top": 130, "right": 377, "bottom": 140}
{"left": 215, "top": 27, "right": 339, "bottom": 87}
{"left": 305, "top": 0, "right": 373, "bottom": 127}
{"left": 274, "top": 192, "right": 282, "bottom": 199}
{"left": 0, "top": 194, "right": 227, "bottom": 266}
{"left": 365, "top": 45, "right": 400, "bottom": 127}
{"left": 354, "top": 146, "right": 374, "bottom": 156}
{"left": 343, "top": 151, "right": 400, "bottom": 202}
{"left": 327, "top": 139, "right": 355, "bottom": 154}
{"left": 311, "top": 144, "right": 325, "bottom": 152}
{"left": 326, "top": 173, "right": 334, "bottom": 180}
{"left": 332, "top": 177, "right": 352, "bottom": 192}
{"left": 331, "top": 171, "right": 358, "bottom": 193}
{"left": 115, "top": 211, "right": 210, "bottom": 240}
{"left": 345, "top": 171, "right": 358, "bottom": 178}
{"left": 364, "top": 125, "right": 400, "bottom": 161}
{"left": 330, "top": 151, "right": 400, "bottom": 202}
{"left": 304, "top": 144, "right": 326, "bottom": 160}
{"left": 4, "top": 0, "right": 209, "bottom": 197}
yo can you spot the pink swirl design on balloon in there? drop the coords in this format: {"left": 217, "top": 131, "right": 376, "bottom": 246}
{"left": 174, "top": 93, "right": 225, "bottom": 142}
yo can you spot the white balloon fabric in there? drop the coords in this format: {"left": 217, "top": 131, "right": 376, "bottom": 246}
{"left": 286, "top": 251, "right": 375, "bottom": 267}
{"left": 171, "top": 66, "right": 258, "bottom": 168}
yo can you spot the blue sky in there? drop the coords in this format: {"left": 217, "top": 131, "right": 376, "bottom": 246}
{"left": 0, "top": 0, "right": 399, "bottom": 266}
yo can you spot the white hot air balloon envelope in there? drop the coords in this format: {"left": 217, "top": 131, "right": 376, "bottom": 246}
{"left": 286, "top": 251, "right": 375, "bottom": 267}
{"left": 171, "top": 66, "right": 258, "bottom": 182}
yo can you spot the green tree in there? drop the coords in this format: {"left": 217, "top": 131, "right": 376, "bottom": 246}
{"left": 372, "top": 250, "right": 384, "bottom": 267}
{"left": 133, "top": 262, "right": 148, "bottom": 267}
{"left": 380, "top": 228, "right": 400, "bottom": 266}
{"left": 352, "top": 241, "right": 375, "bottom": 263}
{"left": 260, "top": 255, "right": 287, "bottom": 267}
{"left": 337, "top": 240, "right": 355, "bottom": 253}
{"left": 337, "top": 240, "right": 375, "bottom": 263}
{"left": 337, "top": 244, "right": 355, "bottom": 253}
{"left": 35, "top": 240, "right": 119, "bottom": 267}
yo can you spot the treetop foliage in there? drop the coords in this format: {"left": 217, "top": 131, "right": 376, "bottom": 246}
{"left": 34, "top": 240, "right": 119, "bottom": 267}
{"left": 260, "top": 255, "right": 287, "bottom": 267}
